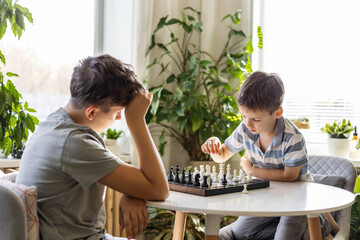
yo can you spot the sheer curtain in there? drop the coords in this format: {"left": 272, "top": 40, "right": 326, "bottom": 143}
{"left": 252, "top": 0, "right": 360, "bottom": 149}
{"left": 97, "top": 0, "right": 254, "bottom": 168}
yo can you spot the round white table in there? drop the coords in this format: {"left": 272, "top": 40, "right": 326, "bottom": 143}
{"left": 147, "top": 181, "right": 355, "bottom": 240}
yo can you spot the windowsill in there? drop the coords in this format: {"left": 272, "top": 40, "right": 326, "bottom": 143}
{"left": 307, "top": 142, "right": 360, "bottom": 169}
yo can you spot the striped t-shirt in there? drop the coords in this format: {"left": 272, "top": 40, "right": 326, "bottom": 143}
{"left": 225, "top": 116, "right": 312, "bottom": 181}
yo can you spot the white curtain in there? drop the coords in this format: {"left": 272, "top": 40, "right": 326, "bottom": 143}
{"left": 99, "top": 0, "right": 254, "bottom": 168}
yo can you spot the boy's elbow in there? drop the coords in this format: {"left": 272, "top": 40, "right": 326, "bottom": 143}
{"left": 147, "top": 185, "right": 169, "bottom": 201}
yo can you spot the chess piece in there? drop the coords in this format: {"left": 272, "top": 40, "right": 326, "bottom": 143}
{"left": 247, "top": 171, "right": 253, "bottom": 182}
{"left": 211, "top": 165, "right": 218, "bottom": 183}
{"left": 174, "top": 165, "right": 180, "bottom": 183}
{"left": 218, "top": 163, "right": 224, "bottom": 180}
{"left": 201, "top": 175, "right": 209, "bottom": 188}
{"left": 212, "top": 173, "right": 219, "bottom": 183}
{"left": 242, "top": 183, "right": 248, "bottom": 194}
{"left": 232, "top": 169, "right": 238, "bottom": 184}
{"left": 205, "top": 165, "right": 211, "bottom": 176}
{"left": 221, "top": 174, "right": 227, "bottom": 186}
{"left": 186, "top": 169, "right": 193, "bottom": 185}
{"left": 168, "top": 166, "right": 174, "bottom": 181}
{"left": 241, "top": 175, "right": 247, "bottom": 183}
{"left": 226, "top": 164, "right": 232, "bottom": 183}
{"left": 239, "top": 169, "right": 245, "bottom": 182}
{"left": 193, "top": 167, "right": 199, "bottom": 181}
{"left": 194, "top": 173, "right": 201, "bottom": 187}
{"left": 181, "top": 168, "right": 186, "bottom": 184}
{"left": 199, "top": 165, "right": 205, "bottom": 178}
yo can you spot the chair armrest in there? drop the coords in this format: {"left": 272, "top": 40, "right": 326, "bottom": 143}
{"left": 219, "top": 222, "right": 234, "bottom": 240}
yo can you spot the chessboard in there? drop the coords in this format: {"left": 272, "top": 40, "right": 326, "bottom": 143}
{"left": 167, "top": 164, "right": 270, "bottom": 197}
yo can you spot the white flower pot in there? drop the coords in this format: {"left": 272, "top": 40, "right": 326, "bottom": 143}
{"left": 105, "top": 139, "right": 121, "bottom": 156}
{"left": 327, "top": 138, "right": 350, "bottom": 158}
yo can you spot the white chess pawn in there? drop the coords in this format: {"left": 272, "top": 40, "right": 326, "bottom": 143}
{"left": 232, "top": 169, "right": 238, "bottom": 184}
{"left": 242, "top": 183, "right": 248, "bottom": 194}
{"left": 247, "top": 171, "right": 253, "bottom": 182}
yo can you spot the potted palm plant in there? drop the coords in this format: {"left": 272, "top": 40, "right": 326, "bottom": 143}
{"left": 0, "top": 1, "right": 38, "bottom": 158}
{"left": 145, "top": 7, "right": 261, "bottom": 165}
{"left": 320, "top": 119, "right": 354, "bottom": 158}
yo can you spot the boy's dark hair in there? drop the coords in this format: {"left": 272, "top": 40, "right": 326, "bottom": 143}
{"left": 70, "top": 54, "right": 145, "bottom": 112}
{"left": 237, "top": 71, "right": 284, "bottom": 114}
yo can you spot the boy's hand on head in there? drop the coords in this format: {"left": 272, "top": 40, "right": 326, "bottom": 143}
{"left": 201, "top": 137, "right": 222, "bottom": 155}
{"left": 119, "top": 194, "right": 149, "bottom": 239}
{"left": 125, "top": 90, "right": 153, "bottom": 123}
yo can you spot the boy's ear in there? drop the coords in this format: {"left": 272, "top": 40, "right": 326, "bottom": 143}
{"left": 275, "top": 107, "right": 283, "bottom": 119}
{"left": 85, "top": 105, "right": 98, "bottom": 120}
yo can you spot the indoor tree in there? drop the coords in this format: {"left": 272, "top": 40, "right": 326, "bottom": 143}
{"left": 0, "top": 0, "right": 38, "bottom": 157}
{"left": 145, "top": 7, "right": 262, "bottom": 162}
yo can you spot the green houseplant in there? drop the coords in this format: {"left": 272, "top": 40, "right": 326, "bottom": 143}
{"left": 320, "top": 119, "right": 354, "bottom": 158}
{"left": 145, "top": 7, "right": 262, "bottom": 162}
{"left": 320, "top": 119, "right": 354, "bottom": 139}
{"left": 350, "top": 193, "right": 360, "bottom": 240}
{"left": 104, "top": 128, "right": 123, "bottom": 156}
{"left": 0, "top": 0, "right": 39, "bottom": 157}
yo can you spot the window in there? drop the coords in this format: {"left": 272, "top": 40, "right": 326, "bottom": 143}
{"left": 252, "top": 0, "right": 360, "bottom": 143}
{"left": 0, "top": 0, "right": 94, "bottom": 121}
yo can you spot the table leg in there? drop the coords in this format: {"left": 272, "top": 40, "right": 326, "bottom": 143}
{"left": 172, "top": 211, "right": 186, "bottom": 240}
{"left": 307, "top": 215, "right": 322, "bottom": 240}
{"left": 205, "top": 214, "right": 221, "bottom": 240}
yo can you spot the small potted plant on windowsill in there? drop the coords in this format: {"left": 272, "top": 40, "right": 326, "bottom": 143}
{"left": 320, "top": 119, "right": 354, "bottom": 158}
{"left": 104, "top": 128, "right": 123, "bottom": 156}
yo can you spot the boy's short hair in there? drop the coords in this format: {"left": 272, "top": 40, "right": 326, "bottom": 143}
{"left": 237, "top": 71, "right": 284, "bottom": 114}
{"left": 70, "top": 54, "right": 145, "bottom": 112}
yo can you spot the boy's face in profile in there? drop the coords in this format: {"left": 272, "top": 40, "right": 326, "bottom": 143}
{"left": 239, "top": 105, "right": 282, "bottom": 135}
{"left": 90, "top": 105, "right": 124, "bottom": 133}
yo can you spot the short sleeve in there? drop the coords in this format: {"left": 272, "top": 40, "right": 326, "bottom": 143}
{"left": 224, "top": 123, "right": 245, "bottom": 153}
{"left": 283, "top": 134, "right": 308, "bottom": 167}
{"left": 61, "top": 131, "right": 121, "bottom": 189}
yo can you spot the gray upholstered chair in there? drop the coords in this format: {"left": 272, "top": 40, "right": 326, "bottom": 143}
{"left": 0, "top": 170, "right": 133, "bottom": 240}
{"left": 219, "top": 155, "right": 357, "bottom": 240}
{"left": 0, "top": 184, "right": 27, "bottom": 240}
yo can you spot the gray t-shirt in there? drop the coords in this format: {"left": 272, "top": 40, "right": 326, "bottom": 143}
{"left": 17, "top": 108, "right": 121, "bottom": 240}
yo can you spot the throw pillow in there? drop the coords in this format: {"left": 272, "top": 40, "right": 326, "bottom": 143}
{"left": 312, "top": 174, "right": 345, "bottom": 188}
{"left": 0, "top": 178, "right": 39, "bottom": 240}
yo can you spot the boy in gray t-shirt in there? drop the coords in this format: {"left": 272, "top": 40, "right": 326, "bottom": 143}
{"left": 17, "top": 55, "right": 169, "bottom": 240}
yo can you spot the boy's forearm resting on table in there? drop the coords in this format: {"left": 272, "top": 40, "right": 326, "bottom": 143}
{"left": 245, "top": 164, "right": 301, "bottom": 182}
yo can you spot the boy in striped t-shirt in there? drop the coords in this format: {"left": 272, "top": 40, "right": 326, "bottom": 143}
{"left": 201, "top": 71, "right": 333, "bottom": 239}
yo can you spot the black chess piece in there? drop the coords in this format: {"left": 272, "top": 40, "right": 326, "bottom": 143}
{"left": 194, "top": 173, "right": 200, "bottom": 186}
{"left": 181, "top": 168, "right": 186, "bottom": 184}
{"left": 168, "top": 166, "right": 174, "bottom": 181}
{"left": 174, "top": 165, "right": 180, "bottom": 183}
{"left": 186, "top": 169, "right": 193, "bottom": 185}
{"left": 201, "top": 175, "right": 209, "bottom": 188}
{"left": 222, "top": 174, "right": 227, "bottom": 186}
